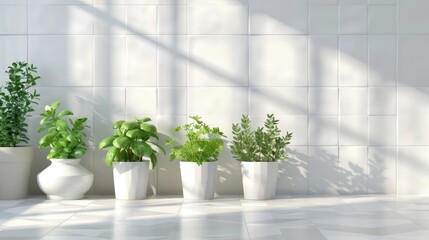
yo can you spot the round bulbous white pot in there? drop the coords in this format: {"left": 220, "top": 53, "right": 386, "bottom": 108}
{"left": 180, "top": 161, "right": 217, "bottom": 200}
{"left": 113, "top": 161, "right": 150, "bottom": 200}
{"left": 37, "top": 159, "right": 93, "bottom": 200}
{"left": 0, "top": 146, "right": 34, "bottom": 200}
{"left": 241, "top": 161, "right": 279, "bottom": 200}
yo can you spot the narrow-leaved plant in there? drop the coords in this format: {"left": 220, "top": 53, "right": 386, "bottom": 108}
{"left": 39, "top": 101, "right": 90, "bottom": 159}
{"left": 166, "top": 116, "right": 225, "bottom": 166}
{"left": 0, "top": 61, "right": 40, "bottom": 147}
{"left": 231, "top": 114, "right": 292, "bottom": 162}
{"left": 98, "top": 118, "right": 165, "bottom": 168}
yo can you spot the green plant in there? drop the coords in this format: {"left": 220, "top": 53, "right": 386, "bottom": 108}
{"left": 231, "top": 114, "right": 292, "bottom": 162}
{"left": 166, "top": 116, "right": 226, "bottom": 166}
{"left": 38, "top": 101, "right": 89, "bottom": 159}
{"left": 98, "top": 118, "right": 165, "bottom": 167}
{"left": 0, "top": 61, "right": 40, "bottom": 147}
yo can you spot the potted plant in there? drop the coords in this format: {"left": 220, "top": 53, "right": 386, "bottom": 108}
{"left": 0, "top": 61, "right": 40, "bottom": 199}
{"left": 166, "top": 116, "right": 225, "bottom": 200}
{"left": 231, "top": 114, "right": 292, "bottom": 200}
{"left": 37, "top": 101, "right": 93, "bottom": 200}
{"left": 98, "top": 117, "right": 164, "bottom": 200}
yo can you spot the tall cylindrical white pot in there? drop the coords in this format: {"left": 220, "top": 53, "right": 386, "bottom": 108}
{"left": 241, "top": 161, "right": 279, "bottom": 200}
{"left": 0, "top": 146, "right": 34, "bottom": 199}
{"left": 180, "top": 161, "right": 217, "bottom": 200}
{"left": 38, "top": 159, "right": 93, "bottom": 200}
{"left": 113, "top": 161, "right": 150, "bottom": 200}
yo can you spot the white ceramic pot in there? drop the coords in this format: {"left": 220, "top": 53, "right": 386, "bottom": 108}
{"left": 241, "top": 161, "right": 279, "bottom": 200}
{"left": 0, "top": 146, "right": 34, "bottom": 199}
{"left": 180, "top": 161, "right": 217, "bottom": 200}
{"left": 113, "top": 161, "right": 150, "bottom": 200}
{"left": 37, "top": 159, "right": 93, "bottom": 200}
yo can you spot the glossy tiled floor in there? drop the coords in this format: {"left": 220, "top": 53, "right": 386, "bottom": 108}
{"left": 1, "top": 195, "right": 429, "bottom": 240}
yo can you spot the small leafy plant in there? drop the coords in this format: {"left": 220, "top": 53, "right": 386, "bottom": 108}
{"left": 39, "top": 101, "right": 89, "bottom": 159}
{"left": 98, "top": 118, "right": 165, "bottom": 168}
{"left": 231, "top": 114, "right": 292, "bottom": 162}
{"left": 166, "top": 116, "right": 225, "bottom": 166}
{"left": 0, "top": 61, "right": 40, "bottom": 147}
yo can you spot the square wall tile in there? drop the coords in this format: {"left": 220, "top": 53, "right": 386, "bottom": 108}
{"left": 127, "top": 5, "right": 157, "bottom": 35}
{"left": 398, "top": 36, "right": 429, "bottom": 86}
{"left": 127, "top": 35, "right": 157, "bottom": 86}
{"left": 398, "top": 147, "right": 429, "bottom": 194}
{"left": 339, "top": 116, "right": 368, "bottom": 146}
{"left": 188, "top": 5, "right": 247, "bottom": 34}
{"left": 369, "top": 36, "right": 397, "bottom": 87}
{"left": 158, "top": 5, "right": 186, "bottom": 34}
{"left": 250, "top": 36, "right": 307, "bottom": 87}
{"left": 0, "top": 36, "right": 27, "bottom": 82}
{"left": 398, "top": 87, "right": 429, "bottom": 116}
{"left": 93, "top": 87, "right": 126, "bottom": 118}
{"left": 309, "top": 5, "right": 338, "bottom": 35}
{"left": 251, "top": 115, "right": 308, "bottom": 146}
{"left": 278, "top": 147, "right": 308, "bottom": 195}
{"left": 189, "top": 0, "right": 245, "bottom": 4}
{"left": 188, "top": 87, "right": 248, "bottom": 116}
{"left": 369, "top": 87, "right": 396, "bottom": 115}
{"left": 29, "top": 5, "right": 93, "bottom": 34}
{"left": 368, "top": 147, "right": 396, "bottom": 194}
{"left": 250, "top": 88, "right": 308, "bottom": 116}
{"left": 369, "top": 116, "right": 396, "bottom": 146}
{"left": 93, "top": 149, "right": 114, "bottom": 194}
{"left": 126, "top": 88, "right": 157, "bottom": 116}
{"left": 309, "top": 116, "right": 338, "bottom": 146}
{"left": 94, "top": 36, "right": 126, "bottom": 87}
{"left": 398, "top": 116, "right": 429, "bottom": 146}
{"left": 339, "top": 36, "right": 368, "bottom": 87}
{"left": 158, "top": 87, "right": 187, "bottom": 115}
{"left": 310, "top": 0, "right": 338, "bottom": 3}
{"left": 158, "top": 36, "right": 187, "bottom": 86}
{"left": 0, "top": 0, "right": 27, "bottom": 4}
{"left": 338, "top": 146, "right": 367, "bottom": 194}
{"left": 127, "top": 0, "right": 157, "bottom": 4}
{"left": 309, "top": 36, "right": 338, "bottom": 87}
{"left": 309, "top": 87, "right": 338, "bottom": 115}
{"left": 29, "top": 36, "right": 93, "bottom": 87}
{"left": 339, "top": 6, "right": 367, "bottom": 34}
{"left": 250, "top": 1, "right": 308, "bottom": 34}
{"left": 369, "top": 6, "right": 397, "bottom": 34}
{"left": 339, "top": 88, "right": 368, "bottom": 115}
{"left": 398, "top": 0, "right": 429, "bottom": 34}
{"left": 0, "top": 6, "right": 27, "bottom": 34}
{"left": 308, "top": 147, "right": 338, "bottom": 195}
{"left": 188, "top": 36, "right": 248, "bottom": 87}
{"left": 94, "top": 5, "right": 126, "bottom": 35}
{"left": 339, "top": 0, "right": 366, "bottom": 4}
{"left": 217, "top": 149, "right": 243, "bottom": 195}
{"left": 159, "top": 0, "right": 186, "bottom": 4}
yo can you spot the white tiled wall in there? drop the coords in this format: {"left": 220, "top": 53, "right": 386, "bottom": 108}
{"left": 1, "top": 0, "right": 426, "bottom": 195}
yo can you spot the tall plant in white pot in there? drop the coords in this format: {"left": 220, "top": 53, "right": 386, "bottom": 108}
{"left": 0, "top": 62, "right": 40, "bottom": 199}
{"left": 98, "top": 118, "right": 165, "bottom": 200}
{"left": 231, "top": 114, "right": 292, "bottom": 200}
{"left": 167, "top": 116, "right": 225, "bottom": 200}
{"left": 37, "top": 101, "right": 93, "bottom": 200}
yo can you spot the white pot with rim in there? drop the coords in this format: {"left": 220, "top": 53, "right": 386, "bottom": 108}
{"left": 241, "top": 161, "right": 279, "bottom": 200}
{"left": 113, "top": 160, "right": 150, "bottom": 200}
{"left": 0, "top": 146, "right": 34, "bottom": 199}
{"left": 37, "top": 158, "right": 93, "bottom": 200}
{"left": 180, "top": 161, "right": 217, "bottom": 200}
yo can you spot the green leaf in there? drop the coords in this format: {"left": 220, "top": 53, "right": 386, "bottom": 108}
{"left": 131, "top": 141, "right": 154, "bottom": 158}
{"left": 140, "top": 123, "right": 157, "bottom": 133}
{"left": 150, "top": 153, "right": 157, "bottom": 168}
{"left": 58, "top": 110, "right": 74, "bottom": 117}
{"left": 105, "top": 147, "right": 119, "bottom": 167}
{"left": 112, "top": 136, "right": 131, "bottom": 148}
{"left": 56, "top": 119, "right": 69, "bottom": 131}
{"left": 39, "top": 133, "right": 56, "bottom": 148}
{"left": 121, "top": 121, "right": 139, "bottom": 131}
{"left": 125, "top": 129, "right": 147, "bottom": 139}
{"left": 113, "top": 120, "right": 125, "bottom": 129}
{"left": 98, "top": 136, "right": 116, "bottom": 150}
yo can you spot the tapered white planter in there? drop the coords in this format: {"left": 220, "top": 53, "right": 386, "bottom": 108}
{"left": 113, "top": 161, "right": 149, "bottom": 200}
{"left": 241, "top": 161, "right": 279, "bottom": 200}
{"left": 180, "top": 161, "right": 217, "bottom": 200}
{"left": 38, "top": 159, "right": 93, "bottom": 200}
{"left": 0, "top": 146, "right": 34, "bottom": 199}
